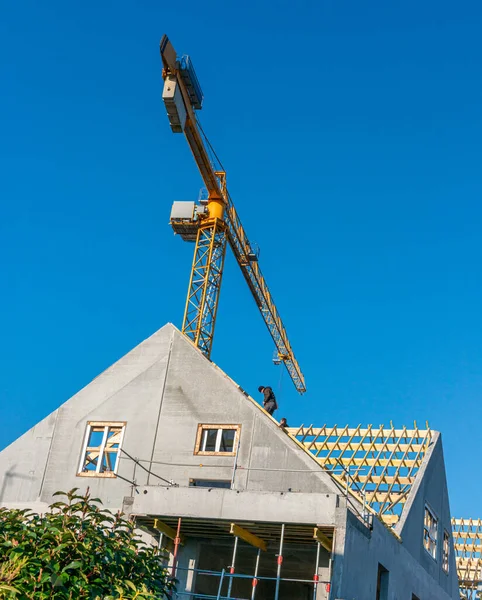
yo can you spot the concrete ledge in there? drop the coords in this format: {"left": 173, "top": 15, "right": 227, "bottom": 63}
{"left": 132, "top": 486, "right": 338, "bottom": 525}
{"left": 0, "top": 501, "right": 50, "bottom": 512}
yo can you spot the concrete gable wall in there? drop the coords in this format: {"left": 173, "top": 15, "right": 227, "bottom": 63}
{"left": 394, "top": 433, "right": 459, "bottom": 598}
{"left": 0, "top": 325, "right": 174, "bottom": 508}
{"left": 39, "top": 324, "right": 175, "bottom": 507}
{"left": 145, "top": 329, "right": 340, "bottom": 495}
{"left": 0, "top": 411, "right": 58, "bottom": 505}
{"left": 0, "top": 324, "right": 338, "bottom": 511}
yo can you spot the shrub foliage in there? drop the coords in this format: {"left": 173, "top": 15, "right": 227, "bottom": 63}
{"left": 0, "top": 489, "right": 174, "bottom": 599}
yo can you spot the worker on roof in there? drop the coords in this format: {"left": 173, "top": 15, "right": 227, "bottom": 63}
{"left": 279, "top": 417, "right": 289, "bottom": 429}
{"left": 258, "top": 386, "right": 277, "bottom": 416}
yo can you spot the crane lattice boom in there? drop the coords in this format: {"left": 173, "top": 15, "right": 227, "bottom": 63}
{"left": 160, "top": 35, "right": 306, "bottom": 393}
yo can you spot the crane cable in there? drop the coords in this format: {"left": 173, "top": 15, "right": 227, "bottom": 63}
{"left": 277, "top": 358, "right": 284, "bottom": 407}
{"left": 196, "top": 117, "right": 225, "bottom": 173}
{"left": 198, "top": 115, "right": 287, "bottom": 401}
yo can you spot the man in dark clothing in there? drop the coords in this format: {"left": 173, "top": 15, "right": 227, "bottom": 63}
{"left": 258, "top": 386, "right": 277, "bottom": 416}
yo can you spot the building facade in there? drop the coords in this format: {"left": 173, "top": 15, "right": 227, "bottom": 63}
{"left": 0, "top": 324, "right": 460, "bottom": 600}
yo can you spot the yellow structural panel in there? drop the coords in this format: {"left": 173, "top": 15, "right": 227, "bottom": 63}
{"left": 230, "top": 523, "right": 267, "bottom": 551}
{"left": 153, "top": 519, "right": 185, "bottom": 545}
{"left": 313, "top": 528, "right": 333, "bottom": 552}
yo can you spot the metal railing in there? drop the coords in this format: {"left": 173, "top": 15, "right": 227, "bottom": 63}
{"left": 172, "top": 565, "right": 331, "bottom": 600}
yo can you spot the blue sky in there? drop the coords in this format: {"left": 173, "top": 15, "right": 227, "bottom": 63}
{"left": 1, "top": 1, "right": 481, "bottom": 517}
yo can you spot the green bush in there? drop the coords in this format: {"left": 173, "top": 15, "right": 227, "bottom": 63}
{"left": 0, "top": 489, "right": 175, "bottom": 599}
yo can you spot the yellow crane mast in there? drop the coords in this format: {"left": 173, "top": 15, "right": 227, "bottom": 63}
{"left": 160, "top": 35, "right": 306, "bottom": 394}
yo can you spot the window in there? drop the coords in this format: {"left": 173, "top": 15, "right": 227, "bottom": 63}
{"left": 189, "top": 479, "right": 231, "bottom": 489}
{"left": 78, "top": 422, "right": 125, "bottom": 477}
{"left": 423, "top": 505, "right": 438, "bottom": 559}
{"left": 194, "top": 425, "right": 240, "bottom": 455}
{"left": 442, "top": 530, "right": 450, "bottom": 573}
{"left": 376, "top": 563, "right": 389, "bottom": 600}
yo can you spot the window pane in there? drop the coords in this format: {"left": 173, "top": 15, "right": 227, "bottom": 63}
{"left": 220, "top": 429, "right": 235, "bottom": 452}
{"left": 87, "top": 427, "right": 105, "bottom": 448}
{"left": 443, "top": 531, "right": 450, "bottom": 572}
{"left": 203, "top": 429, "right": 218, "bottom": 452}
{"left": 82, "top": 452, "right": 99, "bottom": 472}
{"left": 100, "top": 450, "right": 118, "bottom": 473}
{"left": 376, "top": 564, "right": 389, "bottom": 600}
{"left": 105, "top": 427, "right": 122, "bottom": 450}
{"left": 423, "top": 506, "right": 437, "bottom": 559}
{"left": 83, "top": 427, "right": 104, "bottom": 472}
{"left": 190, "top": 480, "right": 231, "bottom": 488}
{"left": 79, "top": 423, "right": 125, "bottom": 476}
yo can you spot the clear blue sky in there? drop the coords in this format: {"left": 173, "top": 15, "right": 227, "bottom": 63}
{"left": 1, "top": 1, "right": 481, "bottom": 517}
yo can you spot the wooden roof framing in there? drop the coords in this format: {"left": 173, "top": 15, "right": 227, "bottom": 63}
{"left": 136, "top": 516, "right": 334, "bottom": 548}
{"left": 452, "top": 518, "right": 482, "bottom": 596}
{"left": 286, "top": 423, "right": 432, "bottom": 527}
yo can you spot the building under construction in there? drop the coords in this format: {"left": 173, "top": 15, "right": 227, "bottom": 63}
{"left": 0, "top": 324, "right": 463, "bottom": 599}
{"left": 2, "top": 33, "right": 479, "bottom": 600}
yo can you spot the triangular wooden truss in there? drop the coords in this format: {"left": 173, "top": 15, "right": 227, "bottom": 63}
{"left": 287, "top": 423, "right": 432, "bottom": 527}
{"left": 452, "top": 518, "right": 482, "bottom": 599}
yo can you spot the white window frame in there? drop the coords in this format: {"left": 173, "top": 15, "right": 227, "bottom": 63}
{"left": 442, "top": 529, "right": 450, "bottom": 573}
{"left": 78, "top": 421, "right": 126, "bottom": 477}
{"left": 423, "top": 504, "right": 438, "bottom": 560}
{"left": 194, "top": 424, "right": 240, "bottom": 456}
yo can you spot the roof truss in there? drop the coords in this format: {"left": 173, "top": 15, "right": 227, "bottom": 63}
{"left": 287, "top": 423, "right": 432, "bottom": 526}
{"left": 452, "top": 518, "right": 482, "bottom": 598}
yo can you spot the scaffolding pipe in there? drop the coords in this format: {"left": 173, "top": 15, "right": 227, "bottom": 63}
{"left": 327, "top": 528, "right": 336, "bottom": 600}
{"left": 175, "top": 565, "right": 329, "bottom": 584}
{"left": 171, "top": 517, "right": 182, "bottom": 578}
{"left": 312, "top": 541, "right": 321, "bottom": 600}
{"left": 274, "top": 524, "right": 285, "bottom": 600}
{"left": 231, "top": 438, "right": 240, "bottom": 489}
{"left": 216, "top": 568, "right": 225, "bottom": 600}
{"left": 251, "top": 548, "right": 261, "bottom": 600}
{"left": 227, "top": 536, "right": 239, "bottom": 598}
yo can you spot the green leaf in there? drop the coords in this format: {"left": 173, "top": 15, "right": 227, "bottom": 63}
{"left": 51, "top": 574, "right": 63, "bottom": 587}
{"left": 0, "top": 584, "right": 19, "bottom": 592}
{"left": 62, "top": 560, "right": 83, "bottom": 572}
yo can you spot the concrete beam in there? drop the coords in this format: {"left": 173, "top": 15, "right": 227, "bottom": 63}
{"left": 133, "top": 487, "right": 338, "bottom": 525}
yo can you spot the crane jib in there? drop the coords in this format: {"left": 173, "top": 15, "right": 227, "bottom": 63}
{"left": 161, "top": 35, "right": 306, "bottom": 394}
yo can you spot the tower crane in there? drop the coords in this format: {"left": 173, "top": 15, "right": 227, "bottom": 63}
{"left": 160, "top": 35, "right": 306, "bottom": 394}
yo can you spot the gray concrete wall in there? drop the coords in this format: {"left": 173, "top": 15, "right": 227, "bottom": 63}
{"left": 0, "top": 325, "right": 175, "bottom": 509}
{"left": 395, "top": 433, "right": 459, "bottom": 598}
{"left": 334, "top": 509, "right": 459, "bottom": 600}
{"left": 145, "top": 328, "right": 340, "bottom": 496}
{"left": 0, "top": 324, "right": 338, "bottom": 512}
{"left": 0, "top": 411, "right": 57, "bottom": 505}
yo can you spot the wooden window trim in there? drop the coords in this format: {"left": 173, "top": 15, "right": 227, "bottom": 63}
{"left": 77, "top": 421, "right": 126, "bottom": 478}
{"left": 194, "top": 424, "right": 240, "bottom": 456}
